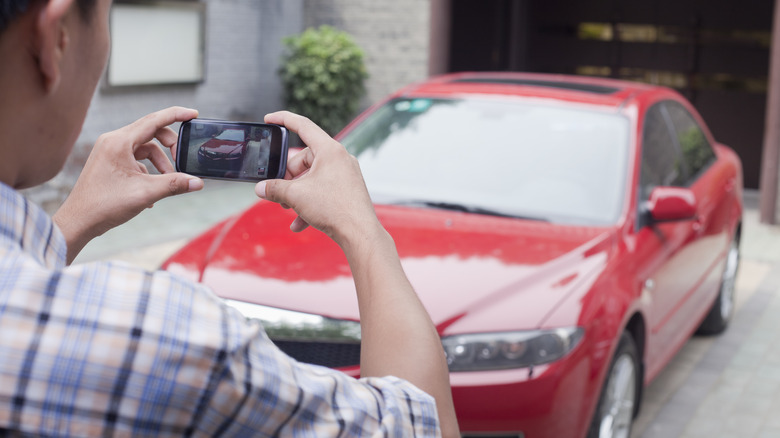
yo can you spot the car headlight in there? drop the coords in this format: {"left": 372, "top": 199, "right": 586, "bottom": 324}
{"left": 224, "top": 299, "right": 362, "bottom": 342}
{"left": 442, "top": 328, "right": 584, "bottom": 371}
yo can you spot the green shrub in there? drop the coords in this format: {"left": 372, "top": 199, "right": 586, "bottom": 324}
{"left": 279, "top": 25, "right": 368, "bottom": 136}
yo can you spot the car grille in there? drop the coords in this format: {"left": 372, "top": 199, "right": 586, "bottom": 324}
{"left": 271, "top": 339, "right": 361, "bottom": 369}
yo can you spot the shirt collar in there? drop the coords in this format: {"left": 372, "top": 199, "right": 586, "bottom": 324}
{"left": 0, "top": 181, "right": 67, "bottom": 269}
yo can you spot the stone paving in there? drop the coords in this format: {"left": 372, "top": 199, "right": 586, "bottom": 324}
{"left": 75, "top": 185, "right": 780, "bottom": 438}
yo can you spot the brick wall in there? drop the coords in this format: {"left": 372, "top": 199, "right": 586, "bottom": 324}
{"left": 303, "top": 0, "right": 432, "bottom": 108}
{"left": 24, "top": 0, "right": 304, "bottom": 213}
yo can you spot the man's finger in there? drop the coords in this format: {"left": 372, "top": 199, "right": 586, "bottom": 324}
{"left": 285, "top": 148, "right": 314, "bottom": 179}
{"left": 146, "top": 173, "right": 203, "bottom": 202}
{"left": 154, "top": 126, "right": 179, "bottom": 149}
{"left": 135, "top": 141, "right": 175, "bottom": 174}
{"left": 264, "top": 111, "right": 336, "bottom": 152}
{"left": 289, "top": 216, "right": 310, "bottom": 233}
{"left": 122, "top": 106, "right": 198, "bottom": 147}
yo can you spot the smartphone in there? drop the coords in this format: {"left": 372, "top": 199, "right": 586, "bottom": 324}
{"left": 176, "top": 118, "right": 288, "bottom": 182}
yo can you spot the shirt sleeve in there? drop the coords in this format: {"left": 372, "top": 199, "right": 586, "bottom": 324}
{"left": 0, "top": 256, "right": 440, "bottom": 436}
{"left": 1, "top": 190, "right": 442, "bottom": 436}
{"left": 179, "top": 284, "right": 442, "bottom": 437}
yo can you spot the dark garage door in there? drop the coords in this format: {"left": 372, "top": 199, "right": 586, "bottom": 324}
{"left": 449, "top": 0, "right": 773, "bottom": 189}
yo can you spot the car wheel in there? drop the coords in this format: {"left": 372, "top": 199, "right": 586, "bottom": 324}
{"left": 587, "top": 332, "right": 639, "bottom": 438}
{"left": 697, "top": 229, "right": 740, "bottom": 335}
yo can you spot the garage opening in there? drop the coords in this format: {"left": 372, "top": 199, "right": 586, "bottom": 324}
{"left": 449, "top": 0, "right": 773, "bottom": 189}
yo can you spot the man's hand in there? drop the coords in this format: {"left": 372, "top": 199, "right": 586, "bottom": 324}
{"left": 255, "top": 111, "right": 381, "bottom": 248}
{"left": 53, "top": 107, "right": 204, "bottom": 264}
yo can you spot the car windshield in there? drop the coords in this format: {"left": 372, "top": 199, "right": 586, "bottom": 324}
{"left": 340, "top": 97, "right": 629, "bottom": 225}
{"left": 215, "top": 129, "right": 245, "bottom": 142}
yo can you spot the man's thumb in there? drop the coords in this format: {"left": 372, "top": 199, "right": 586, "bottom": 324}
{"left": 255, "top": 179, "right": 291, "bottom": 204}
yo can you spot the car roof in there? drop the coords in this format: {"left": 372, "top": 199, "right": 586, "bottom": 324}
{"left": 394, "top": 72, "right": 664, "bottom": 109}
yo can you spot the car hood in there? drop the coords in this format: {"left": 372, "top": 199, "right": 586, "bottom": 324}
{"left": 164, "top": 201, "right": 614, "bottom": 333}
{"left": 202, "top": 140, "right": 244, "bottom": 154}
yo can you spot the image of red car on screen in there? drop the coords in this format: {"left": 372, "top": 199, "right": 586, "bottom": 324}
{"left": 197, "top": 128, "right": 248, "bottom": 171}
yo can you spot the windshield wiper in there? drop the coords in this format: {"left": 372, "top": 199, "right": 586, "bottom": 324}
{"left": 390, "top": 200, "right": 549, "bottom": 222}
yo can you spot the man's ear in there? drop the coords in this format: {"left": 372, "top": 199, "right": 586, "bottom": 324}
{"left": 35, "top": 0, "right": 77, "bottom": 93}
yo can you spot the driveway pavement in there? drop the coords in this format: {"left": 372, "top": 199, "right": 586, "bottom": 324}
{"left": 73, "top": 179, "right": 258, "bottom": 268}
{"left": 633, "top": 191, "right": 780, "bottom": 438}
{"left": 74, "top": 185, "right": 780, "bottom": 438}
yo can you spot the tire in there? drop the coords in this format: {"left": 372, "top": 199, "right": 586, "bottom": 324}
{"left": 587, "top": 332, "right": 640, "bottom": 438}
{"left": 697, "top": 229, "right": 740, "bottom": 335}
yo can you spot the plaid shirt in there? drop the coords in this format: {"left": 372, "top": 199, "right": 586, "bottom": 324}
{"left": 0, "top": 182, "right": 440, "bottom": 437}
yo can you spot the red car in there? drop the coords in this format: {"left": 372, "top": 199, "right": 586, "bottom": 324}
{"left": 163, "top": 72, "right": 743, "bottom": 438}
{"left": 197, "top": 128, "right": 248, "bottom": 170}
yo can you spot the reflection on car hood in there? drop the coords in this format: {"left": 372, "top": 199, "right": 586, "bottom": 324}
{"left": 164, "top": 201, "right": 613, "bottom": 332}
{"left": 202, "top": 140, "right": 244, "bottom": 154}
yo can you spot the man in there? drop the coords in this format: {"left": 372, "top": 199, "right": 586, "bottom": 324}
{"left": 0, "top": 0, "right": 459, "bottom": 435}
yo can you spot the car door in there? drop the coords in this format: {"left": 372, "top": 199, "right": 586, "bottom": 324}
{"left": 632, "top": 100, "right": 721, "bottom": 378}
{"left": 663, "top": 100, "right": 732, "bottom": 326}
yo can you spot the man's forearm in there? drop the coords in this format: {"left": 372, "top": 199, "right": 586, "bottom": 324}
{"left": 341, "top": 223, "right": 459, "bottom": 437}
{"left": 254, "top": 111, "right": 459, "bottom": 435}
{"left": 52, "top": 206, "right": 92, "bottom": 264}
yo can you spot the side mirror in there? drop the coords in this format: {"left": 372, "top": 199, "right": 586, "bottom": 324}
{"left": 642, "top": 187, "right": 697, "bottom": 225}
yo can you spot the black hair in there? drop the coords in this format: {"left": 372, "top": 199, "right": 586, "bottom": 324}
{"left": 1, "top": 0, "right": 97, "bottom": 35}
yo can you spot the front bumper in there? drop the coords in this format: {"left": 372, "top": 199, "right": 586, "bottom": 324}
{"left": 451, "top": 344, "right": 596, "bottom": 438}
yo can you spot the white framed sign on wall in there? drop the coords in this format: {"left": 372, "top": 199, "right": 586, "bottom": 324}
{"left": 108, "top": 1, "right": 206, "bottom": 86}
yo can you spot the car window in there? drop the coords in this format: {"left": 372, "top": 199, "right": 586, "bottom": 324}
{"left": 639, "top": 103, "right": 685, "bottom": 201}
{"left": 664, "top": 101, "right": 716, "bottom": 180}
{"left": 340, "top": 97, "right": 629, "bottom": 225}
{"left": 215, "top": 129, "right": 245, "bottom": 142}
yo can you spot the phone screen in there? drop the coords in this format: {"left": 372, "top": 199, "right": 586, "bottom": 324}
{"left": 176, "top": 119, "right": 288, "bottom": 182}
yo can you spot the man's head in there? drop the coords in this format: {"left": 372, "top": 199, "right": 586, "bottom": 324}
{"left": 0, "top": 0, "right": 111, "bottom": 189}
{"left": 1, "top": 0, "right": 97, "bottom": 35}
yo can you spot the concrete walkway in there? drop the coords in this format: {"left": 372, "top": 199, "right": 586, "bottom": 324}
{"left": 75, "top": 185, "right": 780, "bottom": 438}
{"left": 73, "top": 179, "right": 258, "bottom": 268}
